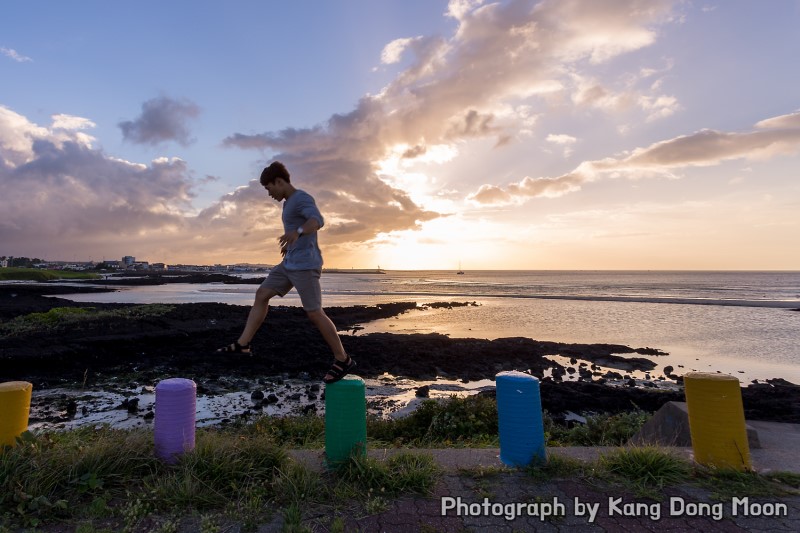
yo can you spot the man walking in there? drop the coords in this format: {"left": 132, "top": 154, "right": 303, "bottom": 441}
{"left": 217, "top": 161, "right": 355, "bottom": 384}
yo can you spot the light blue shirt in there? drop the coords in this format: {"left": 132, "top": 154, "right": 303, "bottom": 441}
{"left": 282, "top": 189, "right": 324, "bottom": 271}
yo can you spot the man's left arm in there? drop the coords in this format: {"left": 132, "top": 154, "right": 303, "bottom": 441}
{"left": 298, "top": 192, "right": 324, "bottom": 231}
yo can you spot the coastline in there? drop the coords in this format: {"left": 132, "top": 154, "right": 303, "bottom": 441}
{"left": 1, "top": 283, "right": 798, "bottom": 430}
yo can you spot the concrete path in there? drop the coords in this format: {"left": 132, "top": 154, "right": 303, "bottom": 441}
{"left": 156, "top": 419, "right": 800, "bottom": 532}
{"left": 261, "top": 421, "right": 800, "bottom": 532}
{"left": 255, "top": 450, "right": 800, "bottom": 532}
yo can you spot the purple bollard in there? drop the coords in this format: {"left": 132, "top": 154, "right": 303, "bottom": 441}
{"left": 154, "top": 378, "right": 197, "bottom": 463}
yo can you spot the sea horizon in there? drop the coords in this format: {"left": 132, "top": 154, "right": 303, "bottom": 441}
{"left": 35, "top": 270, "right": 800, "bottom": 385}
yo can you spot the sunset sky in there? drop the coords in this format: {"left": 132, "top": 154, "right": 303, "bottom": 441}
{"left": 2, "top": 0, "right": 799, "bottom": 270}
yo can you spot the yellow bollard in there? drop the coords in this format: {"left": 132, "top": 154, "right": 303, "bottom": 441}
{"left": 684, "top": 372, "right": 751, "bottom": 470}
{"left": 0, "top": 381, "right": 33, "bottom": 448}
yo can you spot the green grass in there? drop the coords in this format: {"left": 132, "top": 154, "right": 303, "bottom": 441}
{"left": 239, "top": 413, "right": 325, "bottom": 448}
{"left": 367, "top": 395, "right": 500, "bottom": 447}
{"left": 335, "top": 451, "right": 440, "bottom": 496}
{"left": 2, "top": 414, "right": 799, "bottom": 531}
{"left": 0, "top": 425, "right": 440, "bottom": 531}
{"left": 213, "top": 397, "right": 649, "bottom": 450}
{"left": 544, "top": 410, "right": 651, "bottom": 446}
{"left": 0, "top": 304, "right": 175, "bottom": 338}
{"left": 525, "top": 453, "right": 595, "bottom": 481}
{"left": 598, "top": 446, "right": 693, "bottom": 497}
{"left": 695, "top": 466, "right": 800, "bottom": 500}
{"left": 0, "top": 267, "right": 99, "bottom": 281}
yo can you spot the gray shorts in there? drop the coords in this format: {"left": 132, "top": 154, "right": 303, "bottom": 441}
{"left": 260, "top": 263, "right": 322, "bottom": 311}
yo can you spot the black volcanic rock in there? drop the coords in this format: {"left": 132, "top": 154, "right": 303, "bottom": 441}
{"left": 2, "top": 282, "right": 798, "bottom": 423}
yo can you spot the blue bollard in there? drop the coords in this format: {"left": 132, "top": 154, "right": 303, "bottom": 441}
{"left": 496, "top": 371, "right": 546, "bottom": 466}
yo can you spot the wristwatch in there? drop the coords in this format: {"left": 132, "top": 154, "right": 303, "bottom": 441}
{"left": 296, "top": 227, "right": 304, "bottom": 237}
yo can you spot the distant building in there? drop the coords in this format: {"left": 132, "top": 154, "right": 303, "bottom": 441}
{"left": 100, "top": 261, "right": 121, "bottom": 270}
{"left": 122, "top": 256, "right": 136, "bottom": 267}
{"left": 0, "top": 259, "right": 8, "bottom": 268}
{"left": 151, "top": 263, "right": 166, "bottom": 271}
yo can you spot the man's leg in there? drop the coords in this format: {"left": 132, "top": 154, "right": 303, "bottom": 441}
{"left": 294, "top": 269, "right": 353, "bottom": 381}
{"left": 307, "top": 309, "right": 354, "bottom": 382}
{"left": 306, "top": 309, "right": 347, "bottom": 361}
{"left": 238, "top": 286, "right": 278, "bottom": 346}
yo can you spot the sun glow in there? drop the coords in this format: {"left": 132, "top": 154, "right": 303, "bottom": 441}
{"left": 363, "top": 215, "right": 525, "bottom": 270}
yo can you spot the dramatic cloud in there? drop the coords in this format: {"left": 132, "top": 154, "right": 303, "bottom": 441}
{"left": 469, "top": 111, "right": 800, "bottom": 204}
{"left": 223, "top": 0, "right": 679, "bottom": 244}
{"left": 0, "top": 106, "right": 195, "bottom": 257}
{"left": 119, "top": 96, "right": 200, "bottom": 146}
{"left": 1, "top": 47, "right": 32, "bottom": 62}
{"left": 1, "top": 105, "right": 306, "bottom": 264}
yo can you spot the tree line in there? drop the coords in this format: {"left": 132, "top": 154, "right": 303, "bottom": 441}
{"left": 0, "top": 256, "right": 45, "bottom": 267}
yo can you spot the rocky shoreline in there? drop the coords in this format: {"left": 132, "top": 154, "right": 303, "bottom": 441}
{"left": 1, "top": 283, "right": 799, "bottom": 427}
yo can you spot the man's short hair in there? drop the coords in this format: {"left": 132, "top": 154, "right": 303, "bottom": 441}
{"left": 260, "top": 161, "right": 290, "bottom": 185}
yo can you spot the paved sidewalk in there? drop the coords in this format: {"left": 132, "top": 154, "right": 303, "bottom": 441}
{"left": 252, "top": 444, "right": 799, "bottom": 532}
{"left": 286, "top": 416, "right": 800, "bottom": 476}
{"left": 334, "top": 472, "right": 800, "bottom": 532}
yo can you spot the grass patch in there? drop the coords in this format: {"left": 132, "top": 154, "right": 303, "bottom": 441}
{"left": 145, "top": 430, "right": 287, "bottom": 511}
{"left": 334, "top": 451, "right": 440, "bottom": 497}
{"left": 526, "top": 453, "right": 595, "bottom": 482}
{"left": 281, "top": 504, "right": 311, "bottom": 532}
{"left": 0, "top": 267, "right": 99, "bottom": 281}
{"left": 695, "top": 466, "right": 800, "bottom": 499}
{"left": 272, "top": 462, "right": 327, "bottom": 507}
{"left": 0, "top": 427, "right": 160, "bottom": 528}
{"left": 239, "top": 413, "right": 325, "bottom": 448}
{"left": 544, "top": 410, "right": 651, "bottom": 446}
{"left": 0, "top": 426, "right": 440, "bottom": 530}
{"left": 240, "top": 398, "right": 648, "bottom": 450}
{"left": 765, "top": 471, "right": 800, "bottom": 488}
{"left": 367, "top": 395, "right": 499, "bottom": 447}
{"left": 598, "top": 446, "right": 692, "bottom": 497}
{"left": 457, "top": 465, "right": 509, "bottom": 479}
{"left": 0, "top": 304, "right": 175, "bottom": 338}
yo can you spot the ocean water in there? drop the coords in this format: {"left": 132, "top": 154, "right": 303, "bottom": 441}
{"left": 53, "top": 270, "right": 800, "bottom": 384}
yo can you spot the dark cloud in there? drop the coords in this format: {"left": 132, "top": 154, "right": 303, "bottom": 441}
{"left": 119, "top": 96, "right": 200, "bottom": 146}
{"left": 446, "top": 110, "right": 498, "bottom": 139}
{"left": 401, "top": 145, "right": 427, "bottom": 159}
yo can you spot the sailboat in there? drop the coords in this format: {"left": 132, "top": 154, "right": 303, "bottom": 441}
{"left": 457, "top": 261, "right": 465, "bottom": 275}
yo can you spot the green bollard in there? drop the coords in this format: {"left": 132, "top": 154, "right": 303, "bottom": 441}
{"left": 325, "top": 375, "right": 366, "bottom": 468}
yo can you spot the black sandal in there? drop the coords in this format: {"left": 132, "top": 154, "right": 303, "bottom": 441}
{"left": 323, "top": 355, "right": 356, "bottom": 384}
{"left": 216, "top": 341, "right": 252, "bottom": 355}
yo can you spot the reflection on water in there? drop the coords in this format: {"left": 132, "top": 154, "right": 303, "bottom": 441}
{"left": 358, "top": 298, "right": 800, "bottom": 384}
{"left": 48, "top": 271, "right": 800, "bottom": 385}
{"left": 29, "top": 363, "right": 686, "bottom": 432}
{"left": 28, "top": 374, "right": 501, "bottom": 431}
